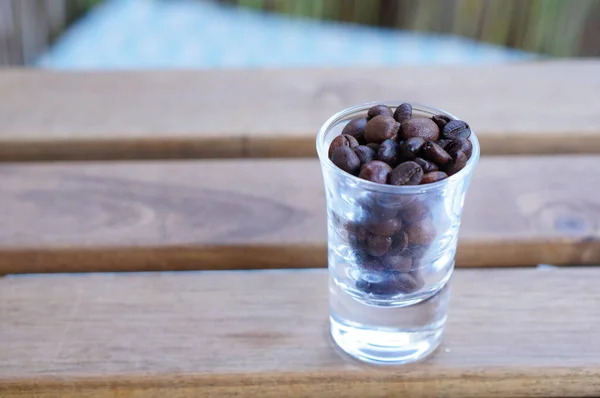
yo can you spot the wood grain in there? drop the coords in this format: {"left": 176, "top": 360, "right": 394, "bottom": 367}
{"left": 1, "top": 60, "right": 600, "bottom": 160}
{"left": 1, "top": 268, "right": 599, "bottom": 397}
{"left": 1, "top": 156, "right": 600, "bottom": 273}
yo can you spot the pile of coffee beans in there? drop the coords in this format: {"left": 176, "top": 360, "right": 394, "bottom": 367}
{"left": 328, "top": 104, "right": 474, "bottom": 297}
{"left": 328, "top": 103, "right": 473, "bottom": 185}
{"left": 338, "top": 200, "right": 432, "bottom": 296}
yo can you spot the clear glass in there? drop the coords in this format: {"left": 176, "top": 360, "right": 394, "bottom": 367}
{"left": 317, "top": 101, "right": 480, "bottom": 365}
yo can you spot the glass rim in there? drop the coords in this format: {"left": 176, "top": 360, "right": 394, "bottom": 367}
{"left": 316, "top": 101, "right": 480, "bottom": 194}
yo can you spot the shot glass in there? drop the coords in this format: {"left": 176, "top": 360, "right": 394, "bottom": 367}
{"left": 316, "top": 102, "right": 480, "bottom": 364}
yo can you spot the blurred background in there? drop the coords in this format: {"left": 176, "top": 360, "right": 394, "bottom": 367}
{"left": 1, "top": 0, "right": 599, "bottom": 68}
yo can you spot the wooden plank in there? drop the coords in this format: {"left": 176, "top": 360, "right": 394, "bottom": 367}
{"left": 1, "top": 155, "right": 600, "bottom": 274}
{"left": 1, "top": 268, "right": 599, "bottom": 397}
{"left": 0, "top": 60, "right": 600, "bottom": 161}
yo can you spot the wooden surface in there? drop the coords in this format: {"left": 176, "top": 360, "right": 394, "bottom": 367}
{"left": 1, "top": 268, "right": 599, "bottom": 397}
{"left": 1, "top": 60, "right": 600, "bottom": 160}
{"left": 1, "top": 155, "right": 600, "bottom": 273}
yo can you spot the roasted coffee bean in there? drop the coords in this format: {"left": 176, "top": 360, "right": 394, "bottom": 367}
{"left": 355, "top": 277, "right": 397, "bottom": 296}
{"left": 365, "top": 217, "right": 402, "bottom": 237}
{"left": 357, "top": 270, "right": 422, "bottom": 296}
{"left": 328, "top": 134, "right": 359, "bottom": 158}
{"left": 348, "top": 226, "right": 368, "bottom": 250}
{"left": 377, "top": 139, "right": 401, "bottom": 167}
{"left": 389, "top": 161, "right": 423, "bottom": 186}
{"left": 393, "top": 103, "right": 412, "bottom": 123}
{"left": 400, "top": 200, "right": 429, "bottom": 223}
{"left": 400, "top": 117, "right": 440, "bottom": 142}
{"left": 445, "top": 149, "right": 468, "bottom": 176}
{"left": 442, "top": 120, "right": 471, "bottom": 140}
{"left": 364, "top": 115, "right": 400, "bottom": 144}
{"left": 414, "top": 157, "right": 438, "bottom": 173}
{"left": 422, "top": 141, "right": 452, "bottom": 167}
{"left": 331, "top": 146, "right": 361, "bottom": 175}
{"left": 437, "top": 139, "right": 451, "bottom": 149}
{"left": 445, "top": 137, "right": 473, "bottom": 158}
{"left": 390, "top": 231, "right": 409, "bottom": 253}
{"left": 398, "top": 137, "right": 426, "bottom": 161}
{"left": 358, "top": 160, "right": 392, "bottom": 184}
{"left": 366, "top": 234, "right": 392, "bottom": 257}
{"left": 431, "top": 114, "right": 451, "bottom": 129}
{"left": 341, "top": 117, "right": 368, "bottom": 144}
{"left": 367, "top": 104, "right": 393, "bottom": 119}
{"left": 421, "top": 171, "right": 448, "bottom": 184}
{"left": 366, "top": 143, "right": 380, "bottom": 152}
{"left": 394, "top": 270, "right": 424, "bottom": 294}
{"left": 406, "top": 216, "right": 436, "bottom": 245}
{"left": 353, "top": 145, "right": 376, "bottom": 165}
{"left": 382, "top": 253, "right": 413, "bottom": 272}
{"left": 340, "top": 218, "right": 367, "bottom": 240}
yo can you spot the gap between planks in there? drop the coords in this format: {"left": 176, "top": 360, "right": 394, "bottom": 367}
{"left": 0, "top": 268, "right": 599, "bottom": 397}
{"left": 0, "top": 155, "right": 599, "bottom": 273}
{"left": 0, "top": 60, "right": 599, "bottom": 161}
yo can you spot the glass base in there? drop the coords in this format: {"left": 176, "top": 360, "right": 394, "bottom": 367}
{"left": 330, "top": 314, "right": 444, "bottom": 365}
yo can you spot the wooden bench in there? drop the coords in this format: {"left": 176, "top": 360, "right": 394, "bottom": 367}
{"left": 1, "top": 60, "right": 600, "bottom": 397}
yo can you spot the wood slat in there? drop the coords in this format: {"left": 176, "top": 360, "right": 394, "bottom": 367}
{"left": 1, "top": 268, "right": 599, "bottom": 397}
{"left": 1, "top": 155, "right": 600, "bottom": 274}
{"left": 1, "top": 60, "right": 600, "bottom": 161}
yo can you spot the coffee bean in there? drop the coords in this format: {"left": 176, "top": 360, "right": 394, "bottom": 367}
{"left": 393, "top": 103, "right": 412, "bottom": 123}
{"left": 445, "top": 149, "right": 468, "bottom": 176}
{"left": 400, "top": 200, "right": 429, "bottom": 223}
{"left": 414, "top": 157, "right": 438, "bottom": 173}
{"left": 382, "top": 253, "right": 413, "bottom": 272}
{"left": 400, "top": 117, "right": 440, "bottom": 142}
{"left": 358, "top": 160, "right": 392, "bottom": 184}
{"left": 377, "top": 139, "right": 400, "bottom": 167}
{"left": 353, "top": 145, "right": 376, "bottom": 165}
{"left": 421, "top": 171, "right": 448, "bottom": 184}
{"left": 355, "top": 277, "right": 396, "bottom": 296}
{"left": 365, "top": 217, "right": 402, "bottom": 237}
{"left": 341, "top": 117, "right": 368, "bottom": 144}
{"left": 391, "top": 231, "right": 409, "bottom": 253}
{"left": 331, "top": 146, "right": 361, "bottom": 175}
{"left": 357, "top": 267, "right": 424, "bottom": 296}
{"left": 445, "top": 137, "right": 473, "bottom": 158}
{"left": 406, "top": 216, "right": 436, "bottom": 245}
{"left": 398, "top": 137, "right": 426, "bottom": 161}
{"left": 328, "top": 134, "right": 359, "bottom": 158}
{"left": 422, "top": 141, "right": 452, "bottom": 167}
{"left": 442, "top": 120, "right": 471, "bottom": 140}
{"left": 334, "top": 218, "right": 367, "bottom": 236}
{"left": 367, "top": 234, "right": 392, "bottom": 257}
{"left": 431, "top": 114, "right": 451, "bottom": 129}
{"left": 367, "top": 104, "right": 393, "bottom": 119}
{"left": 393, "top": 270, "right": 424, "bottom": 294}
{"left": 364, "top": 115, "right": 400, "bottom": 144}
{"left": 348, "top": 226, "right": 368, "bottom": 250}
{"left": 389, "top": 161, "right": 423, "bottom": 186}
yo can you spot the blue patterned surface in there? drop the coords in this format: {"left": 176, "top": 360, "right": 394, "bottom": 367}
{"left": 37, "top": 0, "right": 535, "bottom": 69}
